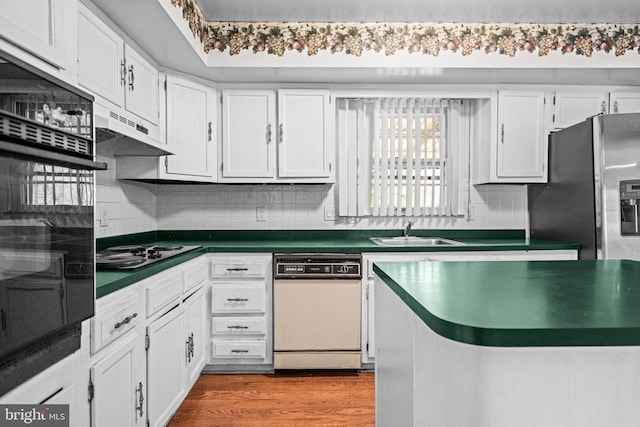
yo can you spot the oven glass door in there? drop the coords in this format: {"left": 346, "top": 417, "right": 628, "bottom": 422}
{"left": 0, "top": 152, "right": 94, "bottom": 360}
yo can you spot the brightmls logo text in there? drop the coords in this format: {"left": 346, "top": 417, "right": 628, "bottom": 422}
{"left": 0, "top": 405, "right": 68, "bottom": 427}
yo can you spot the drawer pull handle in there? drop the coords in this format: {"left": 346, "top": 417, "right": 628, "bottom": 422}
{"left": 114, "top": 313, "right": 138, "bottom": 329}
{"left": 227, "top": 268, "right": 249, "bottom": 272}
{"left": 231, "top": 349, "right": 249, "bottom": 354}
{"left": 227, "top": 325, "right": 249, "bottom": 330}
{"left": 226, "top": 298, "right": 249, "bottom": 302}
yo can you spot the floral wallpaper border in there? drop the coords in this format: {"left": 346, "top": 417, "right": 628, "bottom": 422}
{"left": 171, "top": 0, "right": 640, "bottom": 58}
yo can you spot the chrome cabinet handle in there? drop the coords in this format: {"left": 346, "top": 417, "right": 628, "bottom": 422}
{"left": 267, "top": 123, "right": 272, "bottom": 143}
{"left": 120, "top": 60, "right": 127, "bottom": 87}
{"left": 601, "top": 100, "right": 606, "bottom": 113}
{"left": 227, "top": 325, "right": 249, "bottom": 330}
{"left": 226, "top": 298, "right": 249, "bottom": 302}
{"left": 135, "top": 382, "right": 144, "bottom": 419}
{"left": 226, "top": 267, "right": 249, "bottom": 272}
{"left": 613, "top": 100, "right": 619, "bottom": 113}
{"left": 185, "top": 334, "right": 195, "bottom": 363}
{"left": 279, "top": 123, "right": 283, "bottom": 143}
{"left": 500, "top": 123, "right": 505, "bottom": 143}
{"left": 231, "top": 349, "right": 249, "bottom": 354}
{"left": 128, "top": 64, "right": 135, "bottom": 91}
{"left": 208, "top": 121, "right": 212, "bottom": 141}
{"left": 114, "top": 313, "right": 138, "bottom": 329}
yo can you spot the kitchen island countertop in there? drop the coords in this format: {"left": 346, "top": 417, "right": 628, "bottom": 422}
{"left": 374, "top": 259, "right": 640, "bottom": 426}
{"left": 374, "top": 259, "right": 640, "bottom": 347}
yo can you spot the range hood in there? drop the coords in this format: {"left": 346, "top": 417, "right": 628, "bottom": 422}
{"left": 94, "top": 103, "right": 173, "bottom": 156}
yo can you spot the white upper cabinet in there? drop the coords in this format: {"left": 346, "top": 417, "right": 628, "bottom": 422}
{"left": 221, "top": 90, "right": 276, "bottom": 179}
{"left": 220, "top": 89, "right": 334, "bottom": 183}
{"left": 0, "top": 0, "right": 69, "bottom": 69}
{"left": 124, "top": 48, "right": 160, "bottom": 124}
{"left": 77, "top": 6, "right": 124, "bottom": 107}
{"left": 497, "top": 91, "right": 547, "bottom": 181}
{"left": 610, "top": 92, "right": 640, "bottom": 114}
{"left": 77, "top": 3, "right": 159, "bottom": 125}
{"left": 552, "top": 91, "right": 607, "bottom": 129}
{"left": 165, "top": 75, "right": 217, "bottom": 180}
{"left": 277, "top": 90, "right": 332, "bottom": 179}
{"left": 116, "top": 74, "right": 217, "bottom": 182}
{"left": 473, "top": 91, "right": 548, "bottom": 184}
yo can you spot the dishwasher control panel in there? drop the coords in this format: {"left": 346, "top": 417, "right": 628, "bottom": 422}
{"left": 274, "top": 254, "right": 362, "bottom": 279}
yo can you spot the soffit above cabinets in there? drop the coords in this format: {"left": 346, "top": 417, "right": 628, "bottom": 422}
{"left": 88, "top": 0, "right": 640, "bottom": 85}
{"left": 195, "top": 0, "right": 640, "bottom": 24}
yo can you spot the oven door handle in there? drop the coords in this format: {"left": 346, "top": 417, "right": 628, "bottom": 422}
{"left": 0, "top": 139, "right": 107, "bottom": 170}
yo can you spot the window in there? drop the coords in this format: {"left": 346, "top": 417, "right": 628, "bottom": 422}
{"left": 337, "top": 97, "right": 469, "bottom": 218}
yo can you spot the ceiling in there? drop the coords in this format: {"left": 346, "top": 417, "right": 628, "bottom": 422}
{"left": 89, "top": 0, "right": 640, "bottom": 84}
{"left": 195, "top": 0, "right": 640, "bottom": 24}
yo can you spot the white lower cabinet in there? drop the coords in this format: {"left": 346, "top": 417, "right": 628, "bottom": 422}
{"left": 89, "top": 284, "right": 145, "bottom": 427}
{"left": 145, "top": 256, "right": 207, "bottom": 427}
{"left": 185, "top": 286, "right": 207, "bottom": 388}
{"left": 88, "top": 255, "right": 207, "bottom": 427}
{"left": 90, "top": 334, "right": 146, "bottom": 427}
{"left": 209, "top": 254, "right": 273, "bottom": 368}
{"left": 361, "top": 249, "right": 578, "bottom": 364}
{"left": 147, "top": 305, "right": 186, "bottom": 427}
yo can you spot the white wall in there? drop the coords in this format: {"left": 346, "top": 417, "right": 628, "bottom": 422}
{"left": 95, "top": 141, "right": 157, "bottom": 238}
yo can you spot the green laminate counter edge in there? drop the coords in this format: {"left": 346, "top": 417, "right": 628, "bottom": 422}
{"left": 96, "top": 249, "right": 206, "bottom": 298}
{"left": 96, "top": 229, "right": 579, "bottom": 299}
{"left": 374, "top": 259, "right": 640, "bottom": 347}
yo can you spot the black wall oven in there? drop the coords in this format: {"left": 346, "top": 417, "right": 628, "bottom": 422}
{"left": 0, "top": 50, "right": 105, "bottom": 396}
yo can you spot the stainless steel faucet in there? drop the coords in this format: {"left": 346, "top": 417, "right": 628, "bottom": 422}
{"left": 403, "top": 221, "right": 413, "bottom": 237}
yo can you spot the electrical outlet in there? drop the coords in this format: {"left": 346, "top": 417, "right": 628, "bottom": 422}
{"left": 99, "top": 207, "right": 109, "bottom": 227}
{"left": 324, "top": 206, "right": 335, "bottom": 221}
{"left": 256, "top": 207, "right": 266, "bottom": 222}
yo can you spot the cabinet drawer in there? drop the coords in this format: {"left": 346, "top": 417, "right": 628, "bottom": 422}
{"left": 211, "top": 339, "right": 266, "bottom": 359}
{"left": 146, "top": 269, "right": 183, "bottom": 317}
{"left": 211, "top": 260, "right": 267, "bottom": 280}
{"left": 212, "top": 284, "right": 266, "bottom": 314}
{"left": 212, "top": 317, "right": 266, "bottom": 335}
{"left": 184, "top": 258, "right": 206, "bottom": 293}
{"left": 91, "top": 292, "right": 140, "bottom": 354}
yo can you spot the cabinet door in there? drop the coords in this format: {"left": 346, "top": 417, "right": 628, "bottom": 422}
{"left": 221, "top": 90, "right": 276, "bottom": 179}
{"left": 277, "top": 90, "right": 332, "bottom": 180}
{"left": 77, "top": 4, "right": 125, "bottom": 107}
{"left": 553, "top": 91, "right": 607, "bottom": 129}
{"left": 147, "top": 306, "right": 185, "bottom": 427}
{"left": 165, "top": 75, "right": 216, "bottom": 180}
{"left": 610, "top": 92, "right": 640, "bottom": 114}
{"left": 0, "top": 0, "right": 67, "bottom": 68}
{"left": 124, "top": 46, "right": 159, "bottom": 124}
{"left": 497, "top": 91, "right": 547, "bottom": 180}
{"left": 90, "top": 334, "right": 146, "bottom": 427}
{"left": 184, "top": 287, "right": 206, "bottom": 388}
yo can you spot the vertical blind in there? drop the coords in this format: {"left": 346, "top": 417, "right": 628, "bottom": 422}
{"left": 337, "top": 97, "right": 468, "bottom": 218}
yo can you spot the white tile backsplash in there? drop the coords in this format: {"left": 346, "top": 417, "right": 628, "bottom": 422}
{"left": 97, "top": 158, "right": 527, "bottom": 235}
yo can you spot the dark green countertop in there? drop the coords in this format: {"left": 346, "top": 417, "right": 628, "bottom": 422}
{"left": 374, "top": 259, "right": 640, "bottom": 347}
{"left": 95, "top": 229, "right": 579, "bottom": 299}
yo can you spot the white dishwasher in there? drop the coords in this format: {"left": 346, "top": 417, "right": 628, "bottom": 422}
{"left": 273, "top": 254, "right": 362, "bottom": 370}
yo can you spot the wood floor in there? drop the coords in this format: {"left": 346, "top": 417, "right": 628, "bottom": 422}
{"left": 167, "top": 371, "right": 375, "bottom": 427}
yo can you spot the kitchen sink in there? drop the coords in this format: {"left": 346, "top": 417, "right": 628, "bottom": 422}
{"left": 369, "top": 236, "right": 465, "bottom": 247}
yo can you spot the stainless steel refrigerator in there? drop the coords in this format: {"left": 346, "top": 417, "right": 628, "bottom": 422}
{"left": 528, "top": 113, "right": 640, "bottom": 260}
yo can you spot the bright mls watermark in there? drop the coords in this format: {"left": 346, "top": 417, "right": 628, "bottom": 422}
{"left": 0, "top": 405, "right": 69, "bottom": 426}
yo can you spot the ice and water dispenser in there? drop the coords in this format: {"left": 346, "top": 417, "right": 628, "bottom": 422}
{"left": 620, "top": 180, "right": 640, "bottom": 235}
